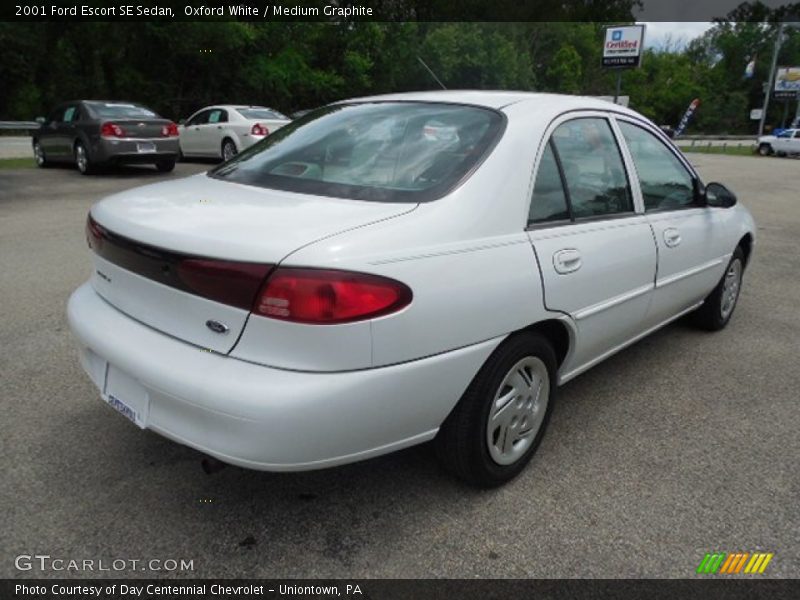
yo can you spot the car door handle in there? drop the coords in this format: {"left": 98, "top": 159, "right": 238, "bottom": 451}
{"left": 217, "top": 126, "right": 222, "bottom": 129}
{"left": 664, "top": 228, "right": 682, "bottom": 248}
{"left": 553, "top": 249, "right": 582, "bottom": 274}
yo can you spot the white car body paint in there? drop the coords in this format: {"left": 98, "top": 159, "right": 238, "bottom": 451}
{"left": 68, "top": 91, "right": 756, "bottom": 471}
{"left": 179, "top": 104, "right": 290, "bottom": 159}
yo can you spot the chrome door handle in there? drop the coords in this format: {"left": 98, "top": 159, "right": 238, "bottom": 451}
{"left": 664, "top": 228, "right": 682, "bottom": 248}
{"left": 553, "top": 248, "right": 582, "bottom": 274}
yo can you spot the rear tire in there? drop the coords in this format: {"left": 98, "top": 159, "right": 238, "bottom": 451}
{"left": 758, "top": 143, "right": 773, "bottom": 156}
{"left": 221, "top": 138, "right": 237, "bottom": 162}
{"left": 435, "top": 332, "right": 557, "bottom": 487}
{"left": 156, "top": 159, "right": 176, "bottom": 173}
{"left": 74, "top": 141, "right": 95, "bottom": 175}
{"left": 692, "top": 247, "right": 745, "bottom": 331}
{"left": 33, "top": 140, "right": 50, "bottom": 167}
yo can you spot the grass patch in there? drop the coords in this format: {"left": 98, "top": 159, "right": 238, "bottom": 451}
{"left": 678, "top": 144, "right": 756, "bottom": 156}
{"left": 0, "top": 157, "right": 36, "bottom": 169}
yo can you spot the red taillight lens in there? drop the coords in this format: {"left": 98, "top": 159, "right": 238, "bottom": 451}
{"left": 254, "top": 268, "right": 412, "bottom": 324}
{"left": 251, "top": 123, "right": 269, "bottom": 136}
{"left": 100, "top": 122, "right": 125, "bottom": 138}
{"left": 86, "top": 214, "right": 105, "bottom": 249}
{"left": 162, "top": 122, "right": 179, "bottom": 137}
{"left": 177, "top": 259, "right": 274, "bottom": 311}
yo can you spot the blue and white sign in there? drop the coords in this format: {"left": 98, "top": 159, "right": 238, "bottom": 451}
{"left": 603, "top": 24, "right": 646, "bottom": 68}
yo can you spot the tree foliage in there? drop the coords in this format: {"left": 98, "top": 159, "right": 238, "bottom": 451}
{"left": 1, "top": 15, "right": 799, "bottom": 133}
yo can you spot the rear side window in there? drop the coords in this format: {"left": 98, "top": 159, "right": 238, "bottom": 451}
{"left": 208, "top": 109, "right": 227, "bottom": 124}
{"left": 529, "top": 142, "right": 570, "bottom": 224}
{"left": 550, "top": 118, "right": 633, "bottom": 218}
{"left": 618, "top": 121, "right": 695, "bottom": 211}
{"left": 63, "top": 106, "right": 77, "bottom": 123}
{"left": 210, "top": 102, "right": 505, "bottom": 203}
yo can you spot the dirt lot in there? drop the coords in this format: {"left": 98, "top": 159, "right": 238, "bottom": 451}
{"left": 1, "top": 156, "right": 798, "bottom": 578}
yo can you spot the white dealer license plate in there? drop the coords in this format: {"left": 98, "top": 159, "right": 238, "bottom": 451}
{"left": 137, "top": 142, "right": 156, "bottom": 153}
{"left": 103, "top": 365, "right": 149, "bottom": 429}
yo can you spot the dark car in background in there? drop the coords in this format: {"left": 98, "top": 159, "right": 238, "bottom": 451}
{"left": 33, "top": 101, "right": 180, "bottom": 174}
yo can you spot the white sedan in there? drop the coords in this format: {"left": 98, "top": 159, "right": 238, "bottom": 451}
{"left": 178, "top": 104, "right": 290, "bottom": 161}
{"left": 757, "top": 128, "right": 800, "bottom": 156}
{"left": 68, "top": 91, "right": 755, "bottom": 487}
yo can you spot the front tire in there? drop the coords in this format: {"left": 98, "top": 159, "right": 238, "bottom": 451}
{"left": 693, "top": 247, "right": 745, "bottom": 331}
{"left": 758, "top": 143, "right": 773, "bottom": 156}
{"left": 436, "top": 332, "right": 557, "bottom": 487}
{"left": 74, "top": 142, "right": 95, "bottom": 175}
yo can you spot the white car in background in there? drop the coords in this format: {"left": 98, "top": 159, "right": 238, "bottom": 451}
{"left": 179, "top": 105, "right": 290, "bottom": 161}
{"left": 68, "top": 92, "right": 755, "bottom": 487}
{"left": 757, "top": 128, "right": 800, "bottom": 156}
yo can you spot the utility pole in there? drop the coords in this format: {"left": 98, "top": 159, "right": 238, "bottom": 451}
{"left": 758, "top": 22, "right": 784, "bottom": 136}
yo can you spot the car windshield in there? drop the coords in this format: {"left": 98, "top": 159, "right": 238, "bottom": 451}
{"left": 86, "top": 102, "right": 159, "bottom": 119}
{"left": 236, "top": 107, "right": 288, "bottom": 120}
{"left": 209, "top": 102, "right": 505, "bottom": 203}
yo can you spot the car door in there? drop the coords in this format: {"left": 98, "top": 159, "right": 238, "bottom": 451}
{"left": 180, "top": 109, "right": 210, "bottom": 155}
{"left": 40, "top": 105, "right": 65, "bottom": 158}
{"left": 56, "top": 104, "right": 79, "bottom": 158}
{"left": 771, "top": 131, "right": 792, "bottom": 154}
{"left": 201, "top": 109, "right": 227, "bottom": 156}
{"left": 789, "top": 130, "right": 800, "bottom": 155}
{"left": 615, "top": 118, "right": 728, "bottom": 327}
{"left": 526, "top": 114, "right": 658, "bottom": 377}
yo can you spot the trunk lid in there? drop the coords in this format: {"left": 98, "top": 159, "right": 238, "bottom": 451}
{"left": 112, "top": 119, "right": 172, "bottom": 138}
{"left": 88, "top": 174, "right": 416, "bottom": 353}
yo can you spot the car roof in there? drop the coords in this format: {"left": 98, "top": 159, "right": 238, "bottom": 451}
{"left": 337, "top": 90, "right": 642, "bottom": 117}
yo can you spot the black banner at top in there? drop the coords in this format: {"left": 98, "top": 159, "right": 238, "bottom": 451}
{"left": 3, "top": 0, "right": 800, "bottom": 22}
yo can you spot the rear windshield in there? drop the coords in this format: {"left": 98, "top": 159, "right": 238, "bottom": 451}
{"left": 209, "top": 102, "right": 505, "bottom": 203}
{"left": 86, "top": 102, "right": 159, "bottom": 119}
{"left": 236, "top": 107, "right": 288, "bottom": 120}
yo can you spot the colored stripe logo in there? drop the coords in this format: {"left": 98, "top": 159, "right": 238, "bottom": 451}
{"left": 697, "top": 552, "right": 773, "bottom": 574}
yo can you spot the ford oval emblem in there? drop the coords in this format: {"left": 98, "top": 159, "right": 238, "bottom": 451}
{"left": 205, "top": 319, "right": 229, "bottom": 334}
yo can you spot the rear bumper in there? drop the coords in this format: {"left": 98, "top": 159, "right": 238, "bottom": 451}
{"left": 91, "top": 138, "right": 179, "bottom": 163}
{"left": 67, "top": 282, "right": 499, "bottom": 471}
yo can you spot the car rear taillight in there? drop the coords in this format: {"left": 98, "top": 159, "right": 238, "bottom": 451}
{"left": 100, "top": 122, "right": 125, "bottom": 138}
{"left": 161, "top": 122, "right": 179, "bottom": 137}
{"left": 251, "top": 123, "right": 269, "bottom": 136}
{"left": 86, "top": 214, "right": 105, "bottom": 249}
{"left": 254, "top": 268, "right": 412, "bottom": 324}
{"left": 177, "top": 259, "right": 274, "bottom": 311}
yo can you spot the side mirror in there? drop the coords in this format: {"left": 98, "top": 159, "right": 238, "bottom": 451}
{"left": 705, "top": 182, "right": 737, "bottom": 208}
{"left": 35, "top": 116, "right": 46, "bottom": 124}
{"left": 178, "top": 119, "right": 186, "bottom": 125}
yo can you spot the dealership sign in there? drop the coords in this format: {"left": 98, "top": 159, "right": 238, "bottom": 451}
{"left": 602, "top": 25, "right": 646, "bottom": 68}
{"left": 774, "top": 66, "right": 800, "bottom": 99}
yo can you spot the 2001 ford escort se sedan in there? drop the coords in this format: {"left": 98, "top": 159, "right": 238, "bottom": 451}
{"left": 68, "top": 91, "right": 755, "bottom": 486}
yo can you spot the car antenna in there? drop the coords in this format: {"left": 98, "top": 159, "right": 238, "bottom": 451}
{"left": 417, "top": 56, "right": 447, "bottom": 90}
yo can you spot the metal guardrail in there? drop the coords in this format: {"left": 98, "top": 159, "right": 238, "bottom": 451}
{"left": 0, "top": 121, "right": 40, "bottom": 130}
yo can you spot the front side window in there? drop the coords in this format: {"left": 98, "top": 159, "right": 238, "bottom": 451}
{"left": 186, "top": 110, "right": 210, "bottom": 126}
{"left": 529, "top": 141, "right": 570, "bottom": 224}
{"left": 550, "top": 118, "right": 633, "bottom": 218}
{"left": 210, "top": 102, "right": 505, "bottom": 203}
{"left": 618, "top": 121, "right": 695, "bottom": 211}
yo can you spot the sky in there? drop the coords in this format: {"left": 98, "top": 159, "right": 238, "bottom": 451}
{"left": 641, "top": 22, "right": 715, "bottom": 51}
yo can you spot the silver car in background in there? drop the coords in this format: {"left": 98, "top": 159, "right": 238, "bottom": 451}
{"left": 33, "top": 100, "right": 180, "bottom": 174}
{"left": 179, "top": 104, "right": 291, "bottom": 161}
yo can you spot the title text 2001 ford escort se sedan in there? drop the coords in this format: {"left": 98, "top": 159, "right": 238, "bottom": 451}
{"left": 68, "top": 92, "right": 755, "bottom": 486}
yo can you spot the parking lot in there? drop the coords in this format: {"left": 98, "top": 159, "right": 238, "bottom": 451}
{"left": 1, "top": 155, "right": 798, "bottom": 579}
